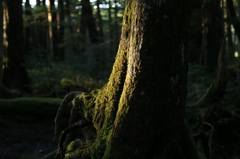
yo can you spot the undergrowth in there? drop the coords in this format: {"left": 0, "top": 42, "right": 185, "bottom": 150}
{"left": 25, "top": 50, "right": 114, "bottom": 98}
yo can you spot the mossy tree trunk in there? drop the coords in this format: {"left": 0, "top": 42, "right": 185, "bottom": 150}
{"left": 64, "top": 0, "right": 197, "bottom": 158}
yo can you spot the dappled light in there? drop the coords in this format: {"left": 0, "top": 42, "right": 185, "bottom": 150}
{"left": 1, "top": 0, "right": 240, "bottom": 159}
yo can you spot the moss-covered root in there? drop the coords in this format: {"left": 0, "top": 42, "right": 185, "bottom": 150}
{"left": 55, "top": 119, "right": 92, "bottom": 159}
{"left": 53, "top": 91, "right": 83, "bottom": 142}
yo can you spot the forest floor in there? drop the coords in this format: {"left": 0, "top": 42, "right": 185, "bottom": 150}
{"left": 1, "top": 62, "right": 240, "bottom": 159}
{"left": 0, "top": 115, "right": 58, "bottom": 159}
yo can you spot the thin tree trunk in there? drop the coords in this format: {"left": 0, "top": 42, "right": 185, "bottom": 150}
{"left": 42, "top": 0, "right": 46, "bottom": 5}
{"left": 201, "top": 0, "right": 224, "bottom": 72}
{"left": 57, "top": 0, "right": 65, "bottom": 60}
{"left": 79, "top": 2, "right": 87, "bottom": 53}
{"left": 84, "top": 0, "right": 99, "bottom": 43}
{"left": 65, "top": 0, "right": 77, "bottom": 54}
{"left": 24, "top": 0, "right": 33, "bottom": 55}
{"left": 36, "top": 0, "right": 40, "bottom": 6}
{"left": 3, "top": 0, "right": 30, "bottom": 91}
{"left": 112, "top": 0, "right": 120, "bottom": 48}
{"left": 0, "top": 0, "right": 3, "bottom": 86}
{"left": 108, "top": 0, "right": 113, "bottom": 41}
{"left": 96, "top": 0, "right": 104, "bottom": 42}
{"left": 188, "top": 0, "right": 202, "bottom": 64}
{"left": 48, "top": 0, "right": 58, "bottom": 59}
{"left": 79, "top": 0, "right": 99, "bottom": 53}
{"left": 226, "top": 0, "right": 240, "bottom": 41}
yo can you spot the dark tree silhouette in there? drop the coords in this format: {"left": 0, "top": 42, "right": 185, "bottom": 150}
{"left": 2, "top": 0, "right": 30, "bottom": 91}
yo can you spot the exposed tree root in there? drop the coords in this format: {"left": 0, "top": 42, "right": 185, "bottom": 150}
{"left": 55, "top": 119, "right": 92, "bottom": 159}
{"left": 53, "top": 91, "right": 83, "bottom": 143}
{"left": 195, "top": 35, "right": 227, "bottom": 107}
{"left": 51, "top": 91, "right": 94, "bottom": 159}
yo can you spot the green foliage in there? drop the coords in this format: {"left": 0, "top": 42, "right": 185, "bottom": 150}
{"left": 187, "top": 64, "right": 215, "bottom": 105}
{"left": 25, "top": 54, "right": 108, "bottom": 97}
{"left": 186, "top": 63, "right": 240, "bottom": 159}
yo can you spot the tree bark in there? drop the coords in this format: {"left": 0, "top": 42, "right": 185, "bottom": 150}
{"left": 96, "top": 0, "right": 104, "bottom": 42}
{"left": 57, "top": 0, "right": 65, "bottom": 60}
{"left": 201, "top": 0, "right": 224, "bottom": 71}
{"left": 42, "top": 0, "right": 46, "bottom": 5}
{"left": 226, "top": 0, "right": 240, "bottom": 41}
{"left": 65, "top": 0, "right": 78, "bottom": 54}
{"left": 188, "top": 0, "right": 202, "bottom": 64}
{"left": 3, "top": 0, "right": 30, "bottom": 91}
{"left": 0, "top": 0, "right": 3, "bottom": 86}
{"left": 82, "top": 0, "right": 99, "bottom": 43}
{"left": 24, "top": 0, "right": 33, "bottom": 55}
{"left": 48, "top": 0, "right": 59, "bottom": 59}
{"left": 59, "top": 0, "right": 198, "bottom": 158}
{"left": 108, "top": 0, "right": 113, "bottom": 41}
{"left": 79, "top": 0, "right": 99, "bottom": 53}
{"left": 36, "top": 0, "right": 41, "bottom": 6}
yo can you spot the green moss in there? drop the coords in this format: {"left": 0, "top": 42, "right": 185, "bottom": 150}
{"left": 66, "top": 139, "right": 84, "bottom": 154}
{"left": 0, "top": 97, "right": 71, "bottom": 117}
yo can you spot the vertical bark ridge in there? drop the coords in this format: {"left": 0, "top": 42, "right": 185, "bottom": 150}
{"left": 66, "top": 2, "right": 134, "bottom": 158}
{"left": 64, "top": 0, "right": 194, "bottom": 158}
{"left": 109, "top": 0, "right": 192, "bottom": 158}
{"left": 93, "top": 0, "right": 134, "bottom": 130}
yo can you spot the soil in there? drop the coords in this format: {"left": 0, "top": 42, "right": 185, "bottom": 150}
{"left": 0, "top": 115, "right": 61, "bottom": 159}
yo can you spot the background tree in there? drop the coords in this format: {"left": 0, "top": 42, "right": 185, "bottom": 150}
{"left": 65, "top": 0, "right": 78, "bottom": 53}
{"left": 48, "top": 0, "right": 60, "bottom": 59}
{"left": 37, "top": 0, "right": 41, "bottom": 6}
{"left": 34, "top": 0, "right": 48, "bottom": 53}
{"left": 0, "top": 0, "right": 3, "bottom": 86}
{"left": 57, "top": 0, "right": 65, "bottom": 60}
{"left": 24, "top": 0, "right": 33, "bottom": 54}
{"left": 201, "top": 0, "right": 224, "bottom": 71}
{"left": 227, "top": 0, "right": 240, "bottom": 41}
{"left": 55, "top": 0, "right": 198, "bottom": 158}
{"left": 2, "top": 0, "right": 30, "bottom": 91}
{"left": 108, "top": 0, "right": 113, "bottom": 42}
{"left": 188, "top": 0, "right": 202, "bottom": 64}
{"left": 96, "top": 0, "right": 104, "bottom": 42}
{"left": 79, "top": 0, "right": 99, "bottom": 53}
